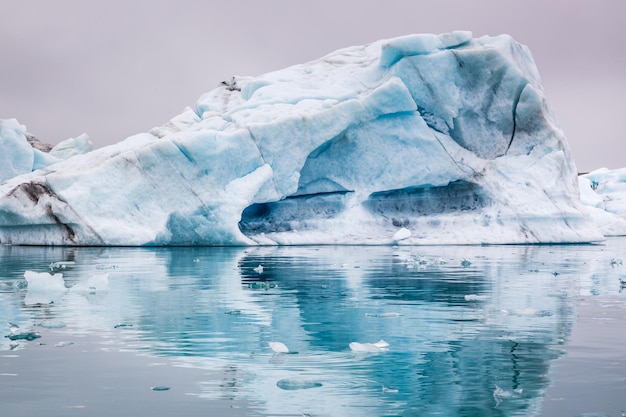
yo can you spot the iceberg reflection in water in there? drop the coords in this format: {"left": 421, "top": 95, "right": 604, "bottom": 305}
{"left": 1, "top": 239, "right": 625, "bottom": 416}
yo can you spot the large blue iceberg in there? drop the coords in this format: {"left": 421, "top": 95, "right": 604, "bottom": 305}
{"left": 0, "top": 32, "right": 607, "bottom": 245}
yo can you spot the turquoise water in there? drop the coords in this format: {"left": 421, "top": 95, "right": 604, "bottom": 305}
{"left": 1, "top": 239, "right": 625, "bottom": 416}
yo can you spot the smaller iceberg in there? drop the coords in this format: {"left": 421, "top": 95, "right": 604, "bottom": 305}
{"left": 579, "top": 167, "right": 626, "bottom": 236}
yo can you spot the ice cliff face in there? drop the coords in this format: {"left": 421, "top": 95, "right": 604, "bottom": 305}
{"left": 0, "top": 32, "right": 604, "bottom": 245}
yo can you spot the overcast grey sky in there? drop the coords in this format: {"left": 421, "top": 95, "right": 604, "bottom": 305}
{"left": 1, "top": 0, "right": 624, "bottom": 172}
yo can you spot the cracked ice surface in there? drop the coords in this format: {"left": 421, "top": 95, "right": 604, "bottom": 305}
{"left": 0, "top": 32, "right": 605, "bottom": 245}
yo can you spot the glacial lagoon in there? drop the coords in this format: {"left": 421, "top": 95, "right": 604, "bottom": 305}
{"left": 1, "top": 239, "right": 625, "bottom": 416}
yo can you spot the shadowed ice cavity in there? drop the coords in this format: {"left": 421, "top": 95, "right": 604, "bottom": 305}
{"left": 1, "top": 240, "right": 626, "bottom": 416}
{"left": 239, "top": 181, "right": 489, "bottom": 235}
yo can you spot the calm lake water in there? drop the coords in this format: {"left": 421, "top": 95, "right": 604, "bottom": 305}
{"left": 1, "top": 239, "right": 625, "bottom": 417}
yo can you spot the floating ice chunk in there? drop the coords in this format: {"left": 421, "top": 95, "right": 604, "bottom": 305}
{"left": 24, "top": 270, "right": 65, "bottom": 292}
{"left": 392, "top": 227, "right": 411, "bottom": 242}
{"left": 382, "top": 385, "right": 399, "bottom": 394}
{"left": 49, "top": 261, "right": 76, "bottom": 272}
{"left": 276, "top": 379, "right": 322, "bottom": 390}
{"left": 611, "top": 258, "right": 623, "bottom": 267}
{"left": 349, "top": 339, "right": 390, "bottom": 352}
{"left": 24, "top": 270, "right": 66, "bottom": 304}
{"left": 365, "top": 312, "right": 402, "bottom": 318}
{"left": 461, "top": 259, "right": 472, "bottom": 267}
{"left": 464, "top": 294, "right": 490, "bottom": 301}
{"left": 55, "top": 341, "right": 74, "bottom": 348}
{"left": 268, "top": 341, "right": 289, "bottom": 353}
{"left": 5, "top": 331, "right": 41, "bottom": 341}
{"left": 253, "top": 264, "right": 264, "bottom": 274}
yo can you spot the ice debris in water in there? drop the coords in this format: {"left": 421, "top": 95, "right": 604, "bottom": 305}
{"left": 404, "top": 255, "right": 446, "bottom": 269}
{"left": 247, "top": 281, "right": 277, "bottom": 290}
{"left": 268, "top": 341, "right": 290, "bottom": 353}
{"left": 5, "top": 331, "right": 41, "bottom": 341}
{"left": 49, "top": 261, "right": 75, "bottom": 272}
{"left": 253, "top": 264, "right": 264, "bottom": 274}
{"left": 24, "top": 270, "right": 66, "bottom": 292}
{"left": 24, "top": 270, "right": 67, "bottom": 305}
{"left": 365, "top": 312, "right": 402, "bottom": 318}
{"left": 276, "top": 379, "right": 322, "bottom": 390}
{"left": 349, "top": 339, "right": 390, "bottom": 352}
{"left": 611, "top": 258, "right": 623, "bottom": 267}
{"left": 382, "top": 385, "right": 399, "bottom": 394}
{"left": 55, "top": 341, "right": 74, "bottom": 348}
{"left": 461, "top": 259, "right": 472, "bottom": 267}
{"left": 464, "top": 294, "right": 490, "bottom": 301}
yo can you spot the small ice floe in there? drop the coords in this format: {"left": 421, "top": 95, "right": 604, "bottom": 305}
{"left": 55, "top": 341, "right": 74, "bottom": 348}
{"left": 24, "top": 270, "right": 66, "bottom": 305}
{"left": 493, "top": 385, "right": 523, "bottom": 406}
{"left": 5, "top": 331, "right": 41, "bottom": 341}
{"left": 461, "top": 259, "right": 472, "bottom": 267}
{"left": 610, "top": 258, "right": 623, "bottom": 267}
{"left": 365, "top": 312, "right": 402, "bottom": 318}
{"left": 382, "top": 385, "right": 399, "bottom": 394}
{"left": 24, "top": 270, "right": 66, "bottom": 292}
{"left": 349, "top": 339, "right": 389, "bottom": 353}
{"left": 392, "top": 227, "right": 411, "bottom": 242}
{"left": 5, "top": 322, "right": 41, "bottom": 341}
{"left": 464, "top": 294, "right": 490, "bottom": 301}
{"left": 276, "top": 378, "right": 322, "bottom": 390}
{"left": 269, "top": 341, "right": 291, "bottom": 353}
{"left": 253, "top": 264, "right": 264, "bottom": 274}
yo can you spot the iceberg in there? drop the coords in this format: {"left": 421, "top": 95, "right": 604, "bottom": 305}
{"left": 0, "top": 32, "right": 607, "bottom": 245}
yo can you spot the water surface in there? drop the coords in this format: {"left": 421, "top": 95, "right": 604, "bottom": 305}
{"left": 1, "top": 239, "right": 625, "bottom": 416}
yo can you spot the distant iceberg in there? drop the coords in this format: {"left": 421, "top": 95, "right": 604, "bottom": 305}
{"left": 0, "top": 32, "right": 610, "bottom": 245}
{"left": 579, "top": 168, "right": 626, "bottom": 236}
